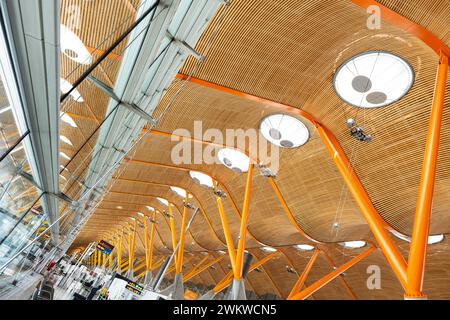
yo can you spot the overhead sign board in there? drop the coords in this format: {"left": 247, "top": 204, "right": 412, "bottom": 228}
{"left": 96, "top": 240, "right": 114, "bottom": 255}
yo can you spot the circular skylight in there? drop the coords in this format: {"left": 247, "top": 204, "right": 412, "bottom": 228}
{"left": 157, "top": 197, "right": 169, "bottom": 206}
{"left": 334, "top": 51, "right": 414, "bottom": 108}
{"left": 146, "top": 206, "right": 155, "bottom": 212}
{"left": 260, "top": 114, "right": 309, "bottom": 148}
{"left": 60, "top": 135, "right": 73, "bottom": 146}
{"left": 60, "top": 78, "right": 84, "bottom": 102}
{"left": 339, "top": 241, "right": 366, "bottom": 249}
{"left": 189, "top": 171, "right": 214, "bottom": 188}
{"left": 295, "top": 244, "right": 314, "bottom": 251}
{"left": 60, "top": 24, "right": 92, "bottom": 65}
{"left": 217, "top": 148, "right": 250, "bottom": 173}
{"left": 170, "top": 186, "right": 193, "bottom": 199}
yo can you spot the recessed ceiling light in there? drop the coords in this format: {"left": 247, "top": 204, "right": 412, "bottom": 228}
{"left": 60, "top": 78, "right": 84, "bottom": 102}
{"left": 116, "top": 206, "right": 123, "bottom": 209}
{"left": 60, "top": 135, "right": 73, "bottom": 146}
{"left": 334, "top": 51, "right": 414, "bottom": 108}
{"left": 340, "top": 241, "right": 366, "bottom": 249}
{"left": 260, "top": 114, "right": 309, "bottom": 148}
{"left": 60, "top": 152, "right": 71, "bottom": 161}
{"left": 217, "top": 148, "right": 250, "bottom": 173}
{"left": 60, "top": 24, "right": 92, "bottom": 65}
{"left": 157, "top": 197, "right": 169, "bottom": 206}
{"left": 261, "top": 246, "right": 277, "bottom": 253}
{"left": 60, "top": 113, "right": 77, "bottom": 128}
{"left": 189, "top": 171, "right": 214, "bottom": 188}
{"left": 170, "top": 186, "right": 193, "bottom": 199}
{"left": 295, "top": 244, "right": 314, "bottom": 251}
{"left": 146, "top": 206, "right": 155, "bottom": 212}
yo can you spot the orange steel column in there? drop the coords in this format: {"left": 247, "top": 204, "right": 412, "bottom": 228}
{"left": 289, "top": 246, "right": 376, "bottom": 300}
{"left": 317, "top": 125, "right": 407, "bottom": 289}
{"left": 406, "top": 53, "right": 448, "bottom": 298}
{"left": 215, "top": 193, "right": 237, "bottom": 272}
{"left": 168, "top": 204, "right": 178, "bottom": 267}
{"left": 176, "top": 192, "right": 190, "bottom": 274}
{"left": 143, "top": 215, "right": 150, "bottom": 271}
{"left": 234, "top": 162, "right": 254, "bottom": 279}
{"left": 149, "top": 210, "right": 157, "bottom": 270}
{"left": 288, "top": 249, "right": 320, "bottom": 299}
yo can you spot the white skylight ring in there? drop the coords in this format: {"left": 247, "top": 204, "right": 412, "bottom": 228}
{"left": 333, "top": 51, "right": 414, "bottom": 108}
{"left": 60, "top": 24, "right": 93, "bottom": 65}
{"left": 217, "top": 148, "right": 250, "bottom": 173}
{"left": 189, "top": 171, "right": 214, "bottom": 188}
{"left": 260, "top": 114, "right": 309, "bottom": 148}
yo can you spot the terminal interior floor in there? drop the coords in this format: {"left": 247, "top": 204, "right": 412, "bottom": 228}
{"left": 0, "top": 0, "right": 449, "bottom": 300}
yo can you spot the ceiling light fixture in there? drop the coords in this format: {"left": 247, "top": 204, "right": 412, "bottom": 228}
{"left": 189, "top": 171, "right": 214, "bottom": 188}
{"left": 170, "top": 186, "right": 193, "bottom": 199}
{"left": 340, "top": 241, "right": 366, "bottom": 249}
{"left": 60, "top": 78, "right": 84, "bottom": 102}
{"left": 60, "top": 113, "right": 77, "bottom": 128}
{"left": 260, "top": 114, "right": 309, "bottom": 148}
{"left": 334, "top": 51, "right": 414, "bottom": 108}
{"left": 217, "top": 148, "right": 250, "bottom": 173}
{"left": 60, "top": 24, "right": 92, "bottom": 65}
{"left": 294, "top": 244, "right": 314, "bottom": 251}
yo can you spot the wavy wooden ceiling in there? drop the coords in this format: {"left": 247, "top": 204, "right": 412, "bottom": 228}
{"left": 65, "top": 0, "right": 450, "bottom": 299}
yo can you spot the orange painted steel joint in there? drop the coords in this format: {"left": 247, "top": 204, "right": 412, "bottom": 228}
{"left": 405, "top": 52, "right": 448, "bottom": 299}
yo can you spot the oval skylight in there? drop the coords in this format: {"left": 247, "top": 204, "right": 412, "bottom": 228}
{"left": 146, "top": 206, "right": 155, "bottom": 212}
{"left": 340, "top": 241, "right": 366, "bottom": 249}
{"left": 295, "top": 244, "right": 314, "bottom": 251}
{"left": 157, "top": 197, "right": 169, "bottom": 206}
{"left": 170, "top": 186, "right": 193, "bottom": 199}
{"left": 390, "top": 230, "right": 445, "bottom": 245}
{"left": 60, "top": 24, "right": 92, "bottom": 65}
{"left": 60, "top": 113, "right": 77, "bottom": 128}
{"left": 334, "top": 51, "right": 414, "bottom": 108}
{"left": 260, "top": 114, "right": 309, "bottom": 148}
{"left": 60, "top": 135, "right": 73, "bottom": 146}
{"left": 261, "top": 246, "right": 277, "bottom": 253}
{"left": 217, "top": 148, "right": 250, "bottom": 173}
{"left": 60, "top": 78, "right": 84, "bottom": 102}
{"left": 189, "top": 171, "right": 214, "bottom": 188}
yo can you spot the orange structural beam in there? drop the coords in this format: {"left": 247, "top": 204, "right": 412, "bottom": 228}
{"left": 352, "top": 0, "right": 450, "bottom": 57}
{"left": 321, "top": 250, "right": 358, "bottom": 300}
{"left": 406, "top": 53, "right": 449, "bottom": 298}
{"left": 289, "top": 246, "right": 377, "bottom": 300}
{"left": 317, "top": 124, "right": 407, "bottom": 289}
{"left": 288, "top": 249, "right": 320, "bottom": 299}
{"left": 215, "top": 194, "right": 237, "bottom": 272}
{"left": 184, "top": 255, "right": 225, "bottom": 282}
{"left": 168, "top": 204, "right": 179, "bottom": 267}
{"left": 176, "top": 192, "right": 190, "bottom": 274}
{"left": 234, "top": 163, "right": 254, "bottom": 279}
